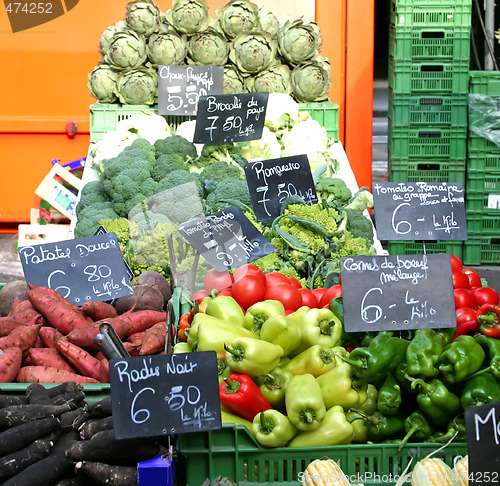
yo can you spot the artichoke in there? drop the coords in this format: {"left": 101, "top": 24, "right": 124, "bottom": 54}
{"left": 165, "top": 0, "right": 211, "bottom": 35}
{"left": 223, "top": 65, "right": 247, "bottom": 94}
{"left": 215, "top": 0, "right": 260, "bottom": 40}
{"left": 147, "top": 30, "right": 187, "bottom": 66}
{"left": 187, "top": 27, "right": 229, "bottom": 66}
{"left": 105, "top": 29, "right": 148, "bottom": 70}
{"left": 99, "top": 21, "right": 127, "bottom": 56}
{"left": 258, "top": 8, "right": 280, "bottom": 39}
{"left": 278, "top": 19, "right": 322, "bottom": 66}
{"left": 88, "top": 63, "right": 120, "bottom": 103}
{"left": 229, "top": 32, "right": 277, "bottom": 75}
{"left": 291, "top": 57, "right": 331, "bottom": 102}
{"left": 116, "top": 66, "right": 158, "bottom": 105}
{"left": 125, "top": 1, "right": 161, "bottom": 36}
{"left": 245, "top": 63, "right": 291, "bottom": 94}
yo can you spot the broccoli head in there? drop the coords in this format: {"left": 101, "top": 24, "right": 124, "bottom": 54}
{"left": 199, "top": 161, "right": 244, "bottom": 193}
{"left": 344, "top": 208, "right": 374, "bottom": 244}
{"left": 315, "top": 177, "right": 352, "bottom": 208}
{"left": 75, "top": 180, "right": 109, "bottom": 216}
{"left": 74, "top": 202, "right": 118, "bottom": 238}
{"left": 151, "top": 153, "right": 187, "bottom": 182}
{"left": 204, "top": 177, "right": 252, "bottom": 213}
{"left": 345, "top": 187, "right": 374, "bottom": 212}
{"left": 157, "top": 169, "right": 204, "bottom": 197}
{"left": 154, "top": 135, "right": 197, "bottom": 160}
{"left": 191, "top": 144, "right": 248, "bottom": 172}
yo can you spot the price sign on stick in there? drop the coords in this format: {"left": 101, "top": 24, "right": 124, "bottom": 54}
{"left": 18, "top": 233, "right": 133, "bottom": 305}
{"left": 110, "top": 352, "right": 222, "bottom": 439}
{"left": 466, "top": 401, "right": 500, "bottom": 484}
{"left": 372, "top": 181, "right": 467, "bottom": 241}
{"left": 176, "top": 206, "right": 276, "bottom": 271}
{"left": 193, "top": 92, "right": 268, "bottom": 144}
{"left": 158, "top": 65, "right": 224, "bottom": 116}
{"left": 244, "top": 155, "right": 318, "bottom": 221}
{"left": 340, "top": 253, "right": 456, "bottom": 332}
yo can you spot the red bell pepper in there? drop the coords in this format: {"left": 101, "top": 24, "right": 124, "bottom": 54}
{"left": 219, "top": 373, "right": 271, "bottom": 421}
{"left": 476, "top": 304, "right": 500, "bottom": 338}
{"left": 177, "top": 311, "right": 192, "bottom": 342}
{"left": 451, "top": 320, "right": 480, "bottom": 342}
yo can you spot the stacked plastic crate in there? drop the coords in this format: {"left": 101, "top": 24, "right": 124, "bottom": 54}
{"left": 463, "top": 71, "right": 500, "bottom": 265}
{"left": 387, "top": 0, "right": 472, "bottom": 257}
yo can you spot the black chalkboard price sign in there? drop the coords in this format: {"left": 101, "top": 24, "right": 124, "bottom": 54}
{"left": 18, "top": 233, "right": 133, "bottom": 306}
{"left": 244, "top": 155, "right": 318, "bottom": 221}
{"left": 176, "top": 206, "right": 276, "bottom": 271}
{"left": 109, "top": 352, "right": 222, "bottom": 440}
{"left": 372, "top": 181, "right": 467, "bottom": 241}
{"left": 340, "top": 253, "right": 456, "bottom": 332}
{"left": 157, "top": 65, "right": 224, "bottom": 116}
{"left": 193, "top": 92, "right": 268, "bottom": 144}
{"left": 466, "top": 401, "right": 500, "bottom": 484}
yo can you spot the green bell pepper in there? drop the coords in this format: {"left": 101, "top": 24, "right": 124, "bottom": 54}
{"left": 288, "top": 405, "right": 354, "bottom": 448}
{"left": 205, "top": 295, "right": 245, "bottom": 328}
{"left": 256, "top": 367, "right": 293, "bottom": 412}
{"left": 259, "top": 315, "right": 301, "bottom": 357}
{"left": 346, "top": 411, "right": 368, "bottom": 443}
{"left": 218, "top": 359, "right": 232, "bottom": 385}
{"left": 225, "top": 337, "right": 283, "bottom": 377}
{"left": 434, "top": 327, "right": 456, "bottom": 346}
{"left": 410, "top": 377, "right": 462, "bottom": 427}
{"left": 377, "top": 373, "right": 402, "bottom": 416}
{"left": 243, "top": 300, "right": 285, "bottom": 334}
{"left": 282, "top": 344, "right": 337, "bottom": 377}
{"left": 406, "top": 328, "right": 445, "bottom": 378}
{"left": 190, "top": 314, "right": 252, "bottom": 353}
{"left": 427, "top": 415, "right": 466, "bottom": 443}
{"left": 473, "top": 334, "right": 500, "bottom": 379}
{"left": 316, "top": 362, "right": 368, "bottom": 411}
{"left": 221, "top": 410, "right": 253, "bottom": 432}
{"left": 394, "top": 361, "right": 416, "bottom": 394}
{"left": 357, "top": 384, "right": 378, "bottom": 415}
{"left": 290, "top": 307, "right": 342, "bottom": 356}
{"left": 251, "top": 409, "right": 297, "bottom": 447}
{"left": 285, "top": 373, "right": 326, "bottom": 431}
{"left": 286, "top": 305, "right": 311, "bottom": 328}
{"left": 352, "top": 410, "right": 405, "bottom": 442}
{"left": 173, "top": 342, "right": 190, "bottom": 354}
{"left": 340, "top": 332, "right": 409, "bottom": 386}
{"left": 438, "top": 335, "right": 486, "bottom": 384}
{"left": 460, "top": 372, "right": 500, "bottom": 410}
{"left": 398, "top": 409, "right": 436, "bottom": 450}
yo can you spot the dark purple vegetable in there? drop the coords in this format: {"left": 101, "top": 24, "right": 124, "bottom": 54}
{"left": 0, "top": 439, "right": 53, "bottom": 480}
{"left": 0, "top": 403, "right": 71, "bottom": 428}
{"left": 25, "top": 383, "right": 51, "bottom": 404}
{"left": 135, "top": 270, "right": 171, "bottom": 303}
{"left": 79, "top": 415, "right": 114, "bottom": 440}
{"left": 114, "top": 284, "right": 165, "bottom": 314}
{"left": 75, "top": 461, "right": 138, "bottom": 486}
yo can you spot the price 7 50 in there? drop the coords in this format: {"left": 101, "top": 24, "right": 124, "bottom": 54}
{"left": 205, "top": 115, "right": 243, "bottom": 141}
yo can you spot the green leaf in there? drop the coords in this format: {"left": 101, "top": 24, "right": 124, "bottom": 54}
{"left": 286, "top": 214, "right": 329, "bottom": 238}
{"left": 279, "top": 195, "right": 306, "bottom": 214}
{"left": 274, "top": 225, "right": 310, "bottom": 252}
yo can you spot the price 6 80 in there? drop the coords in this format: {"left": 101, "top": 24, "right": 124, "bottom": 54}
{"left": 47, "top": 264, "right": 112, "bottom": 298}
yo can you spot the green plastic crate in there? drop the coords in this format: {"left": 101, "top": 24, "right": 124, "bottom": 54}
{"left": 0, "top": 383, "right": 111, "bottom": 405}
{"left": 388, "top": 157, "right": 466, "bottom": 184}
{"left": 469, "top": 70, "right": 500, "bottom": 96}
{"left": 468, "top": 133, "right": 500, "bottom": 155}
{"left": 391, "top": 1, "right": 472, "bottom": 28}
{"left": 465, "top": 172, "right": 500, "bottom": 212}
{"left": 466, "top": 210, "right": 500, "bottom": 237}
{"left": 388, "top": 91, "right": 468, "bottom": 126}
{"left": 466, "top": 153, "right": 500, "bottom": 172}
{"left": 90, "top": 100, "right": 339, "bottom": 143}
{"left": 389, "top": 24, "right": 471, "bottom": 60}
{"left": 393, "top": 0, "right": 472, "bottom": 6}
{"left": 463, "top": 237, "right": 500, "bottom": 265}
{"left": 176, "top": 424, "right": 467, "bottom": 486}
{"left": 388, "top": 57, "right": 470, "bottom": 95}
{"left": 388, "top": 126, "right": 467, "bottom": 159}
{"left": 386, "top": 240, "right": 464, "bottom": 260}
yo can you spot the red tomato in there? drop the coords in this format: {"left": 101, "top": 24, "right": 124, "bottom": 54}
{"left": 455, "top": 307, "right": 478, "bottom": 327}
{"left": 232, "top": 264, "right": 266, "bottom": 285}
{"left": 288, "top": 277, "right": 303, "bottom": 289}
{"left": 473, "top": 287, "right": 500, "bottom": 307}
{"left": 452, "top": 269, "right": 470, "bottom": 290}
{"left": 449, "top": 254, "right": 463, "bottom": 272}
{"left": 298, "top": 288, "right": 319, "bottom": 308}
{"left": 463, "top": 268, "right": 482, "bottom": 289}
{"left": 231, "top": 274, "right": 266, "bottom": 310}
{"left": 204, "top": 269, "right": 234, "bottom": 293}
{"left": 217, "top": 288, "right": 233, "bottom": 297}
{"left": 191, "top": 289, "right": 209, "bottom": 304}
{"left": 312, "top": 288, "right": 327, "bottom": 302}
{"left": 264, "top": 272, "right": 291, "bottom": 288}
{"left": 319, "top": 285, "right": 343, "bottom": 308}
{"left": 264, "top": 283, "right": 303, "bottom": 311}
{"left": 454, "top": 288, "right": 478, "bottom": 310}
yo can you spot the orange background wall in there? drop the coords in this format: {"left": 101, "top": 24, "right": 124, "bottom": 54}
{"left": 0, "top": 0, "right": 373, "bottom": 228}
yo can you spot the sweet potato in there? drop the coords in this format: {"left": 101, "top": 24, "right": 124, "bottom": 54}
{"left": 7, "top": 297, "right": 45, "bottom": 325}
{"left": 0, "top": 346, "right": 22, "bottom": 382}
{"left": 28, "top": 347, "right": 75, "bottom": 373}
{"left": 0, "top": 324, "right": 40, "bottom": 354}
{"left": 55, "top": 339, "right": 102, "bottom": 381}
{"left": 26, "top": 286, "right": 91, "bottom": 335}
{"left": 123, "top": 341, "right": 141, "bottom": 357}
{"left": 75, "top": 461, "right": 138, "bottom": 486}
{"left": 0, "top": 320, "right": 27, "bottom": 337}
{"left": 0, "top": 439, "right": 53, "bottom": 481}
{"left": 120, "top": 309, "right": 167, "bottom": 337}
{"left": 99, "top": 359, "right": 109, "bottom": 383}
{"left": 16, "top": 366, "right": 100, "bottom": 384}
{"left": 66, "top": 317, "right": 131, "bottom": 351}
{"left": 39, "top": 326, "right": 64, "bottom": 349}
{"left": 139, "top": 321, "right": 167, "bottom": 355}
{"left": 80, "top": 301, "right": 118, "bottom": 321}
{"left": 127, "top": 331, "right": 146, "bottom": 346}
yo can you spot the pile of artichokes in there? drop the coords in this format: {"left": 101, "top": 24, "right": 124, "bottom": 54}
{"left": 88, "top": 0, "right": 332, "bottom": 105}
